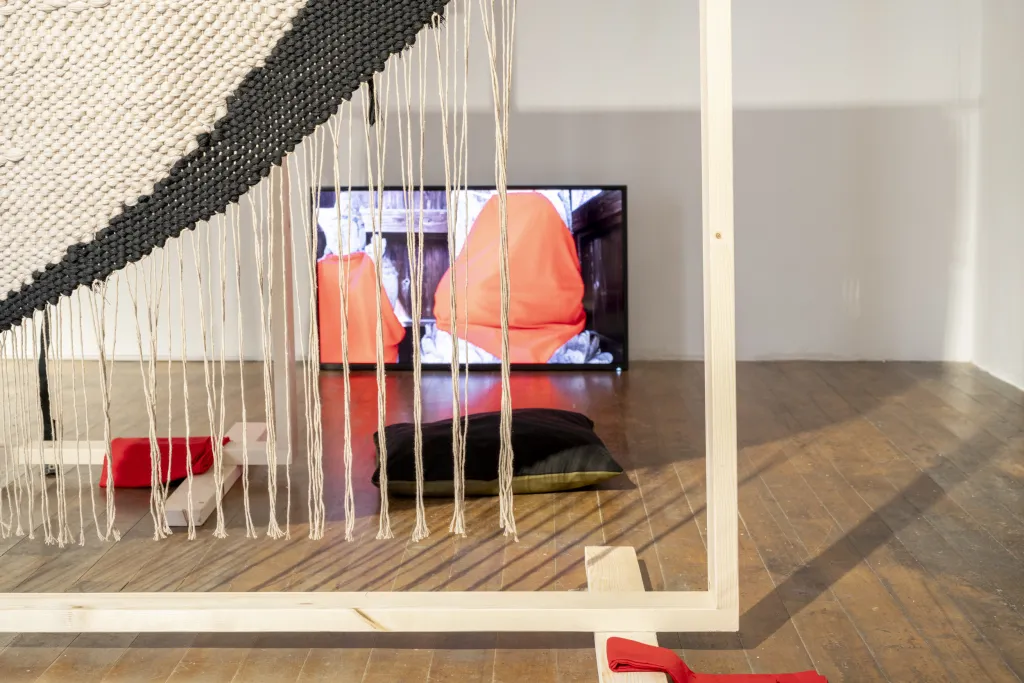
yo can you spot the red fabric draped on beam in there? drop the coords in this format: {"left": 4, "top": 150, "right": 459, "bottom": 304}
{"left": 99, "top": 437, "right": 229, "bottom": 488}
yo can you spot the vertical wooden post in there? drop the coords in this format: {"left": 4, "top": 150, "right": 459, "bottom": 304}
{"left": 270, "top": 162, "right": 298, "bottom": 465}
{"left": 700, "top": 0, "right": 739, "bottom": 628}
{"left": 39, "top": 311, "right": 57, "bottom": 476}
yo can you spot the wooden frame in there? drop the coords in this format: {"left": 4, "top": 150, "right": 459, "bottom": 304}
{"left": 0, "top": 0, "right": 738, "bottom": 651}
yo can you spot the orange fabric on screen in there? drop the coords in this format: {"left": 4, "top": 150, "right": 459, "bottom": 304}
{"left": 433, "top": 192, "right": 586, "bottom": 364}
{"left": 318, "top": 252, "right": 406, "bottom": 364}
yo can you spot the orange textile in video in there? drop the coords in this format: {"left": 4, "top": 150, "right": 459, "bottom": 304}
{"left": 434, "top": 192, "right": 586, "bottom": 364}
{"left": 318, "top": 252, "right": 406, "bottom": 364}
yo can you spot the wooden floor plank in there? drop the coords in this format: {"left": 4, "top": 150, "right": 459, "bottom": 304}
{"left": 295, "top": 634, "right": 374, "bottom": 683}
{"left": 749, "top": 364, "right": 955, "bottom": 682}
{"left": 775, "top": 413, "right": 1020, "bottom": 683}
{"left": 804, "top": 363, "right": 1024, "bottom": 680}
{"left": 957, "top": 364, "right": 1024, "bottom": 410}
{"left": 0, "top": 361, "right": 1020, "bottom": 683}
{"left": 34, "top": 634, "right": 138, "bottom": 683}
{"left": 859, "top": 401, "right": 1024, "bottom": 559}
{"left": 99, "top": 634, "right": 194, "bottom": 683}
{"left": 0, "top": 478, "right": 153, "bottom": 682}
{"left": 844, "top": 364, "right": 1024, "bottom": 527}
{"left": 722, "top": 372, "right": 825, "bottom": 675}
{"left": 736, "top": 464, "right": 887, "bottom": 683}
{"left": 731, "top": 365, "right": 892, "bottom": 682}
{"left": 895, "top": 363, "right": 1023, "bottom": 439}
{"left": 360, "top": 637, "right": 435, "bottom": 683}
{"left": 0, "top": 634, "right": 79, "bottom": 683}
{"left": 812, "top": 364, "right": 1024, "bottom": 613}
{"left": 164, "top": 634, "right": 257, "bottom": 683}
{"left": 230, "top": 634, "right": 311, "bottom": 683}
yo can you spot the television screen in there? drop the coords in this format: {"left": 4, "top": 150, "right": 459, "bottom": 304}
{"left": 314, "top": 186, "right": 627, "bottom": 370}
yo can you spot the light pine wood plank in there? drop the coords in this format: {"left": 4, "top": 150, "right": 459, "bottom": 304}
{"left": 165, "top": 464, "right": 242, "bottom": 529}
{"left": 699, "top": 0, "right": 739, "bottom": 636}
{"left": 585, "top": 546, "right": 665, "bottom": 683}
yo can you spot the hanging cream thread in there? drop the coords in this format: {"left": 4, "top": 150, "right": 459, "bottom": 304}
{"left": 230, "top": 202, "right": 257, "bottom": 539}
{"left": 363, "top": 75, "right": 395, "bottom": 541}
{"left": 176, "top": 241, "right": 198, "bottom": 540}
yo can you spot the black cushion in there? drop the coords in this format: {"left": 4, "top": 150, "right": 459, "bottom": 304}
{"left": 372, "top": 408, "right": 623, "bottom": 496}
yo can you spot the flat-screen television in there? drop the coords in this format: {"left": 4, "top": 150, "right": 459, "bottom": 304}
{"left": 313, "top": 186, "right": 627, "bottom": 371}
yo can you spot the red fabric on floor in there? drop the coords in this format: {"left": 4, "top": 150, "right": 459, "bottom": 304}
{"left": 607, "top": 637, "right": 692, "bottom": 682}
{"left": 433, "top": 192, "right": 586, "bottom": 364}
{"left": 99, "top": 437, "right": 228, "bottom": 489}
{"left": 317, "top": 252, "right": 407, "bottom": 365}
{"left": 606, "top": 637, "right": 828, "bottom": 683}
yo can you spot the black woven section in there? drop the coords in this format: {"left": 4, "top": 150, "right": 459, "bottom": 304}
{"left": 0, "top": 0, "right": 451, "bottom": 333}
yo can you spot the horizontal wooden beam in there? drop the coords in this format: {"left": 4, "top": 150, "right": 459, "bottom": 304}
{"left": 0, "top": 589, "right": 729, "bottom": 634}
{"left": 23, "top": 422, "right": 286, "bottom": 469}
{"left": 165, "top": 464, "right": 242, "bottom": 528}
{"left": 586, "top": 547, "right": 666, "bottom": 682}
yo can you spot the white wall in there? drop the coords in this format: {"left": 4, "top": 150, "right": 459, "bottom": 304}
{"left": 973, "top": 0, "right": 1024, "bottom": 389}
{"left": 60, "top": 0, "right": 986, "bottom": 364}
{"left": 485, "top": 0, "right": 981, "bottom": 361}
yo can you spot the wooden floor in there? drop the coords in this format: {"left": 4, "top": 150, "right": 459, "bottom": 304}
{"left": 0, "top": 361, "right": 1022, "bottom": 682}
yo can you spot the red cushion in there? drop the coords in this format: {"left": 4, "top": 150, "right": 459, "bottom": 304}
{"left": 99, "top": 437, "right": 228, "bottom": 488}
{"left": 607, "top": 637, "right": 829, "bottom": 683}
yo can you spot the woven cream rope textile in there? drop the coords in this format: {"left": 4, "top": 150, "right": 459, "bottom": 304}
{"left": 0, "top": 0, "right": 452, "bottom": 330}
{"left": 0, "top": 0, "right": 523, "bottom": 545}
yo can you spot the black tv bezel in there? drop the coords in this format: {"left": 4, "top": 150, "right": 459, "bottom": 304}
{"left": 311, "top": 184, "right": 629, "bottom": 373}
